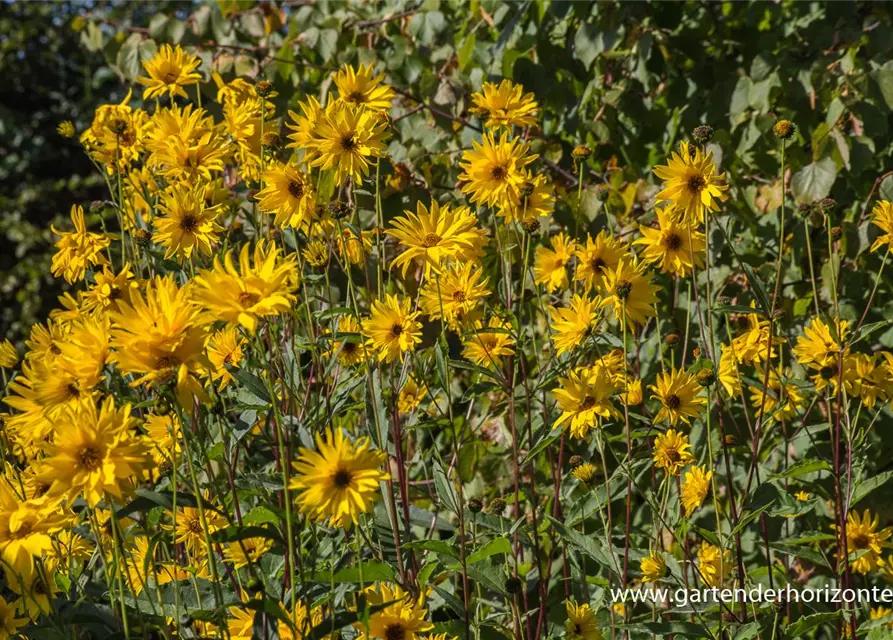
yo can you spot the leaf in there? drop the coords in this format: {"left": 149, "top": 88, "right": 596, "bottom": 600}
{"left": 433, "top": 460, "right": 460, "bottom": 514}
{"left": 574, "top": 23, "right": 612, "bottom": 69}
{"left": 309, "top": 562, "right": 395, "bottom": 584}
{"left": 235, "top": 370, "right": 272, "bottom": 404}
{"left": 783, "top": 611, "right": 839, "bottom": 639}
{"left": 851, "top": 469, "right": 893, "bottom": 506}
{"left": 769, "top": 458, "right": 832, "bottom": 479}
{"left": 545, "top": 515, "right": 616, "bottom": 570}
{"left": 458, "top": 33, "right": 476, "bottom": 71}
{"left": 791, "top": 157, "right": 838, "bottom": 204}
{"left": 740, "top": 263, "right": 772, "bottom": 316}
{"left": 871, "top": 64, "right": 893, "bottom": 112}
{"left": 466, "top": 537, "right": 511, "bottom": 565}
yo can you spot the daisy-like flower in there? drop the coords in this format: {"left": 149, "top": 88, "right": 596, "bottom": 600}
{"left": 571, "top": 462, "right": 598, "bottom": 486}
{"left": 458, "top": 131, "right": 537, "bottom": 208}
{"left": 575, "top": 231, "right": 626, "bottom": 292}
{"left": 462, "top": 317, "right": 516, "bottom": 367}
{"left": 469, "top": 79, "right": 539, "bottom": 129}
{"left": 165, "top": 501, "right": 228, "bottom": 557}
{"left": 681, "top": 465, "right": 713, "bottom": 516}
{"left": 749, "top": 368, "right": 806, "bottom": 423}
{"left": 361, "top": 294, "right": 423, "bottom": 363}
{"left": 257, "top": 163, "right": 317, "bottom": 230}
{"left": 845, "top": 352, "right": 889, "bottom": 409}
{"left": 792, "top": 317, "right": 849, "bottom": 366}
{"left": 362, "top": 582, "right": 433, "bottom": 640}
{"left": 80, "top": 89, "right": 147, "bottom": 171}
{"left": 832, "top": 509, "right": 892, "bottom": 575}
{"left": 419, "top": 261, "right": 491, "bottom": 330}
{"left": 286, "top": 96, "right": 326, "bottom": 163}
{"left": 552, "top": 367, "right": 621, "bottom": 439}
{"left": 153, "top": 184, "right": 223, "bottom": 260}
{"left": 600, "top": 257, "right": 659, "bottom": 328}
{"left": 193, "top": 241, "right": 298, "bottom": 334}
{"left": 37, "top": 397, "right": 153, "bottom": 507}
{"left": 870, "top": 200, "right": 893, "bottom": 253}
{"left": 144, "top": 413, "right": 181, "bottom": 467}
{"left": 549, "top": 294, "right": 601, "bottom": 355}
{"left": 634, "top": 205, "right": 706, "bottom": 276}
{"left": 652, "top": 429, "right": 695, "bottom": 475}
{"left": 82, "top": 263, "right": 139, "bottom": 314}
{"left": 224, "top": 536, "right": 272, "bottom": 569}
{"left": 534, "top": 232, "right": 576, "bottom": 293}
{"left": 729, "top": 310, "right": 784, "bottom": 366}
{"left": 640, "top": 551, "right": 667, "bottom": 583}
{"left": 653, "top": 141, "right": 729, "bottom": 225}
{"left": 496, "top": 174, "right": 554, "bottom": 222}
{"left": 398, "top": 376, "right": 428, "bottom": 414}
{"left": 621, "top": 378, "right": 643, "bottom": 406}
{"left": 290, "top": 428, "right": 389, "bottom": 527}
{"left": 386, "top": 200, "right": 488, "bottom": 277}
{"left": 0, "top": 478, "right": 68, "bottom": 580}
{"left": 0, "top": 340, "right": 18, "bottom": 369}
{"left": 333, "top": 62, "right": 394, "bottom": 112}
{"left": 696, "top": 542, "right": 730, "bottom": 588}
{"left": 137, "top": 44, "right": 202, "bottom": 101}
{"left": 51, "top": 205, "right": 112, "bottom": 284}
{"left": 311, "top": 102, "right": 389, "bottom": 186}
{"left": 650, "top": 368, "right": 706, "bottom": 426}
{"left": 565, "top": 601, "right": 603, "bottom": 640}
{"left": 0, "top": 594, "right": 26, "bottom": 638}
{"left": 326, "top": 315, "right": 369, "bottom": 366}
{"left": 303, "top": 239, "right": 330, "bottom": 268}
{"left": 205, "top": 327, "right": 245, "bottom": 390}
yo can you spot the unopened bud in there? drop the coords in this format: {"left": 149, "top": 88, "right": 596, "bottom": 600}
{"left": 773, "top": 120, "right": 795, "bottom": 140}
{"left": 691, "top": 125, "right": 714, "bottom": 145}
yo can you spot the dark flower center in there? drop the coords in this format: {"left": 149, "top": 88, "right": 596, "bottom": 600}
{"left": 342, "top": 342, "right": 357, "bottom": 354}
{"left": 384, "top": 623, "right": 406, "bottom": 640}
{"left": 156, "top": 356, "right": 179, "bottom": 370}
{"left": 239, "top": 291, "right": 261, "bottom": 307}
{"left": 188, "top": 518, "right": 203, "bottom": 534}
{"left": 422, "top": 233, "right": 442, "bottom": 247}
{"left": 591, "top": 257, "right": 606, "bottom": 272}
{"left": 288, "top": 180, "right": 305, "bottom": 199}
{"left": 179, "top": 214, "right": 199, "bottom": 233}
{"left": 851, "top": 533, "right": 870, "bottom": 549}
{"left": 665, "top": 394, "right": 681, "bottom": 409}
{"left": 614, "top": 280, "right": 633, "bottom": 300}
{"left": 341, "top": 134, "right": 357, "bottom": 151}
{"left": 67, "top": 382, "right": 81, "bottom": 398}
{"left": 332, "top": 468, "right": 353, "bottom": 488}
{"left": 580, "top": 396, "right": 597, "bottom": 411}
{"left": 391, "top": 324, "right": 403, "bottom": 337}
{"left": 491, "top": 165, "right": 508, "bottom": 180}
{"left": 667, "top": 448, "right": 681, "bottom": 463}
{"left": 348, "top": 91, "right": 366, "bottom": 103}
{"left": 78, "top": 446, "right": 103, "bottom": 471}
{"left": 108, "top": 286, "right": 123, "bottom": 300}
{"left": 687, "top": 175, "right": 706, "bottom": 193}
{"left": 452, "top": 291, "right": 466, "bottom": 303}
{"left": 663, "top": 233, "right": 682, "bottom": 250}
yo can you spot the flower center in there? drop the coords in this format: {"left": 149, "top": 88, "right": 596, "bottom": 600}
{"left": 163, "top": 71, "right": 179, "bottom": 83}
{"left": 340, "top": 134, "right": 357, "bottom": 151}
{"left": 66, "top": 382, "right": 81, "bottom": 399}
{"left": 188, "top": 518, "right": 203, "bottom": 534}
{"left": 239, "top": 291, "right": 261, "bottom": 307}
{"left": 155, "top": 355, "right": 179, "bottom": 371}
{"left": 422, "top": 233, "right": 442, "bottom": 247}
{"left": 348, "top": 91, "right": 366, "bottom": 103}
{"left": 108, "top": 286, "right": 123, "bottom": 300}
{"left": 665, "top": 394, "right": 681, "bottom": 409}
{"left": 662, "top": 233, "right": 682, "bottom": 250}
{"left": 287, "top": 180, "right": 304, "bottom": 199}
{"left": 614, "top": 280, "right": 632, "bottom": 300}
{"left": 342, "top": 342, "right": 357, "bottom": 354}
{"left": 179, "top": 214, "right": 199, "bottom": 233}
{"left": 590, "top": 257, "right": 606, "bottom": 272}
{"left": 667, "top": 448, "right": 681, "bottom": 463}
{"left": 78, "top": 446, "right": 103, "bottom": 471}
{"left": 580, "top": 396, "right": 597, "bottom": 411}
{"left": 391, "top": 324, "right": 403, "bottom": 337}
{"left": 332, "top": 468, "right": 353, "bottom": 488}
{"left": 384, "top": 623, "right": 406, "bottom": 640}
{"left": 852, "top": 533, "right": 870, "bottom": 549}
{"left": 687, "top": 175, "right": 706, "bottom": 193}
{"left": 452, "top": 291, "right": 466, "bottom": 303}
{"left": 490, "top": 164, "right": 508, "bottom": 180}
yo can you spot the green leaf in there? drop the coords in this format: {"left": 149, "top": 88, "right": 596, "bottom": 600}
{"left": 458, "top": 33, "right": 476, "bottom": 71}
{"left": 783, "top": 611, "right": 839, "bottom": 639}
{"left": 769, "top": 458, "right": 832, "bottom": 479}
{"left": 791, "top": 157, "right": 838, "bottom": 204}
{"left": 740, "top": 263, "right": 772, "bottom": 316}
{"left": 235, "top": 370, "right": 272, "bottom": 404}
{"left": 309, "top": 562, "right": 395, "bottom": 584}
{"left": 851, "top": 469, "right": 893, "bottom": 506}
{"left": 545, "top": 515, "right": 616, "bottom": 570}
{"left": 466, "top": 537, "right": 511, "bottom": 565}
{"left": 433, "top": 460, "right": 460, "bottom": 514}
{"left": 574, "top": 23, "right": 612, "bottom": 69}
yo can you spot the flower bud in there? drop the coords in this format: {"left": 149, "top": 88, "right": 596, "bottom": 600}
{"left": 468, "top": 498, "right": 483, "bottom": 513}
{"left": 773, "top": 120, "right": 795, "bottom": 140}
{"left": 488, "top": 498, "right": 506, "bottom": 515}
{"left": 664, "top": 333, "right": 679, "bottom": 347}
{"left": 57, "top": 121, "right": 76, "bottom": 138}
{"left": 505, "top": 577, "right": 523, "bottom": 595}
{"left": 254, "top": 80, "right": 274, "bottom": 98}
{"left": 830, "top": 226, "right": 842, "bottom": 241}
{"left": 696, "top": 368, "right": 716, "bottom": 388}
{"left": 261, "top": 131, "right": 282, "bottom": 150}
{"left": 572, "top": 145, "right": 591, "bottom": 161}
{"left": 328, "top": 201, "right": 351, "bottom": 220}
{"left": 691, "top": 125, "right": 714, "bottom": 145}
{"left": 568, "top": 455, "right": 584, "bottom": 468}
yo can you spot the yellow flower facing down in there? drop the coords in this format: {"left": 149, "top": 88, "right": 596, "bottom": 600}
{"left": 534, "top": 232, "right": 576, "bottom": 293}
{"left": 458, "top": 131, "right": 537, "bottom": 208}
{"left": 257, "top": 163, "right": 317, "bottom": 230}
{"left": 549, "top": 294, "right": 601, "bottom": 356}
{"left": 310, "top": 102, "right": 389, "bottom": 186}
{"left": 333, "top": 62, "right": 395, "bottom": 112}
{"left": 361, "top": 295, "right": 423, "bottom": 363}
{"left": 137, "top": 44, "right": 202, "bottom": 101}
{"left": 0, "top": 478, "right": 67, "bottom": 581}
{"left": 729, "top": 311, "right": 784, "bottom": 367}
{"left": 653, "top": 141, "right": 729, "bottom": 225}
{"left": 650, "top": 368, "right": 706, "bottom": 426}
{"left": 290, "top": 428, "right": 389, "bottom": 527}
{"left": 718, "top": 346, "right": 741, "bottom": 397}
{"left": 553, "top": 366, "right": 621, "bottom": 439}
{"left": 640, "top": 551, "right": 667, "bottom": 583}
{"left": 205, "top": 327, "right": 246, "bottom": 390}
{"left": 398, "top": 376, "right": 428, "bottom": 414}
{"left": 600, "top": 257, "right": 659, "bottom": 328}
{"left": 634, "top": 205, "right": 706, "bottom": 276}
{"left": 0, "top": 594, "right": 27, "bottom": 639}
{"left": 681, "top": 465, "right": 713, "bottom": 516}
{"left": 652, "top": 429, "right": 695, "bottom": 476}
{"left": 419, "top": 261, "right": 491, "bottom": 330}
{"left": 144, "top": 413, "right": 182, "bottom": 466}
{"left": 870, "top": 200, "right": 893, "bottom": 253}
{"left": 575, "top": 231, "right": 626, "bottom": 293}
{"left": 80, "top": 89, "right": 147, "bottom": 171}
{"left": 224, "top": 536, "right": 272, "bottom": 569}
{"left": 469, "top": 79, "right": 539, "bottom": 129}
{"left": 386, "top": 200, "right": 488, "bottom": 277}
{"left": 462, "top": 317, "right": 516, "bottom": 367}
{"left": 37, "top": 396, "right": 154, "bottom": 508}
{"left": 153, "top": 184, "right": 223, "bottom": 260}
{"left": 165, "top": 501, "right": 228, "bottom": 558}
{"left": 748, "top": 368, "right": 806, "bottom": 423}
{"left": 362, "top": 582, "right": 433, "bottom": 640}
{"left": 565, "top": 600, "right": 603, "bottom": 640}
{"left": 193, "top": 241, "right": 298, "bottom": 334}
{"left": 833, "top": 509, "right": 892, "bottom": 575}
{"left": 51, "top": 205, "right": 112, "bottom": 284}
{"left": 696, "top": 542, "right": 731, "bottom": 588}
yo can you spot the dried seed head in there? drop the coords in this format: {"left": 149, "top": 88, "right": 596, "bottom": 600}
{"left": 691, "top": 125, "right": 714, "bottom": 145}
{"left": 488, "top": 498, "right": 506, "bottom": 515}
{"left": 468, "top": 498, "right": 483, "bottom": 513}
{"left": 664, "top": 333, "right": 680, "bottom": 347}
{"left": 696, "top": 367, "right": 716, "bottom": 388}
{"left": 254, "top": 80, "right": 274, "bottom": 98}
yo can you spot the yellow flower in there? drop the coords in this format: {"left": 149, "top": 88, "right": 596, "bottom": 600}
{"left": 571, "top": 462, "right": 597, "bottom": 485}
{"left": 833, "top": 509, "right": 892, "bottom": 575}
{"left": 286, "top": 96, "right": 326, "bottom": 163}
{"left": 386, "top": 200, "right": 488, "bottom": 277}
{"left": 462, "top": 317, "right": 516, "bottom": 367}
{"left": 600, "top": 257, "right": 659, "bottom": 328}
{"left": 326, "top": 315, "right": 369, "bottom": 366}
{"left": 224, "top": 536, "right": 272, "bottom": 569}
{"left": 398, "top": 376, "right": 428, "bottom": 414}
{"left": 333, "top": 63, "right": 395, "bottom": 112}
{"left": 57, "top": 120, "right": 76, "bottom": 138}
{"left": 290, "top": 428, "right": 389, "bottom": 527}
{"left": 5, "top": 563, "right": 59, "bottom": 619}
{"left": 51, "top": 205, "right": 112, "bottom": 283}
{"left": 634, "top": 205, "right": 705, "bottom": 276}
{"left": 109, "top": 275, "right": 210, "bottom": 407}
{"left": 144, "top": 413, "right": 181, "bottom": 466}
{"left": 681, "top": 465, "right": 713, "bottom": 516}
{"left": 151, "top": 128, "right": 227, "bottom": 183}
{"left": 458, "top": 131, "right": 537, "bottom": 208}
{"left": 310, "top": 102, "right": 389, "bottom": 185}
{"left": 718, "top": 346, "right": 741, "bottom": 397}
{"left": 652, "top": 429, "right": 695, "bottom": 475}
{"left": 257, "top": 163, "right": 317, "bottom": 230}
{"left": 166, "top": 501, "right": 228, "bottom": 558}
{"left": 870, "top": 200, "right": 893, "bottom": 253}
{"left": 565, "top": 600, "right": 602, "bottom": 640}
{"left": 361, "top": 295, "right": 423, "bottom": 363}
{"left": 137, "top": 44, "right": 202, "bottom": 100}
{"left": 748, "top": 368, "right": 806, "bottom": 423}
{"left": 419, "top": 262, "right": 491, "bottom": 330}
{"left": 80, "top": 89, "right": 147, "bottom": 171}
{"left": 553, "top": 367, "right": 621, "bottom": 439}
{"left": 153, "top": 184, "right": 223, "bottom": 260}
{"left": 729, "top": 311, "right": 783, "bottom": 366}
{"left": 193, "top": 241, "right": 298, "bottom": 334}
{"left": 575, "top": 231, "right": 626, "bottom": 292}
{"left": 0, "top": 477, "right": 67, "bottom": 580}
{"left": 37, "top": 396, "right": 153, "bottom": 507}
{"left": 845, "top": 352, "right": 889, "bottom": 408}
{"left": 83, "top": 263, "right": 139, "bottom": 314}
{"left": 534, "top": 232, "right": 576, "bottom": 293}
{"left": 650, "top": 368, "right": 706, "bottom": 426}
{"left": 303, "top": 239, "right": 330, "bottom": 268}
{"left": 696, "top": 542, "right": 730, "bottom": 588}
{"left": 0, "top": 340, "right": 18, "bottom": 369}
{"left": 653, "top": 141, "right": 729, "bottom": 225}
{"left": 870, "top": 607, "right": 893, "bottom": 629}
{"left": 792, "top": 317, "right": 848, "bottom": 366}
{"left": 795, "top": 491, "right": 810, "bottom": 502}
{"left": 621, "top": 378, "right": 643, "bottom": 406}
{"left": 469, "top": 79, "right": 539, "bottom": 129}
{"left": 336, "top": 225, "right": 374, "bottom": 265}
{"left": 0, "top": 593, "right": 27, "bottom": 638}
{"left": 496, "top": 174, "right": 554, "bottom": 222}
{"left": 363, "top": 582, "right": 433, "bottom": 640}
{"left": 206, "top": 327, "right": 246, "bottom": 390}
{"left": 549, "top": 294, "right": 601, "bottom": 355}
{"left": 44, "top": 529, "right": 94, "bottom": 576}
{"left": 640, "top": 551, "right": 667, "bottom": 583}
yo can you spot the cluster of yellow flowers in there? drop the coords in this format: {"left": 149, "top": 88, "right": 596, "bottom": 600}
{"left": 3, "top": 38, "right": 893, "bottom": 640}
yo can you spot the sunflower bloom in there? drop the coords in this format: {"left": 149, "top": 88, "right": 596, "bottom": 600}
{"left": 870, "top": 200, "right": 893, "bottom": 253}
{"left": 681, "top": 465, "right": 713, "bottom": 516}
{"left": 697, "top": 542, "right": 731, "bottom": 588}
{"left": 361, "top": 295, "right": 423, "bottom": 363}
{"left": 565, "top": 601, "right": 603, "bottom": 640}
{"left": 652, "top": 429, "right": 695, "bottom": 476}
{"left": 326, "top": 315, "right": 369, "bottom": 366}
{"left": 792, "top": 317, "right": 849, "bottom": 366}
{"left": 153, "top": 184, "right": 223, "bottom": 260}
{"left": 257, "top": 163, "right": 317, "bottom": 230}
{"left": 534, "top": 232, "right": 576, "bottom": 293}
{"left": 832, "top": 509, "right": 892, "bottom": 575}
{"left": 549, "top": 294, "right": 601, "bottom": 355}
{"left": 575, "top": 231, "right": 626, "bottom": 292}
{"left": 653, "top": 141, "right": 729, "bottom": 225}
{"left": 462, "top": 317, "right": 516, "bottom": 367}
{"left": 51, "top": 205, "right": 112, "bottom": 284}
{"left": 458, "top": 131, "right": 537, "bottom": 208}
{"left": 362, "top": 582, "right": 433, "bottom": 640}
{"left": 205, "top": 327, "right": 245, "bottom": 390}
{"left": 496, "top": 174, "right": 554, "bottom": 222}
{"left": 634, "top": 205, "right": 705, "bottom": 276}
{"left": 290, "top": 429, "right": 389, "bottom": 527}
{"left": 469, "top": 79, "right": 539, "bottom": 129}
{"left": 640, "top": 552, "right": 667, "bottom": 583}
{"left": 310, "top": 102, "right": 389, "bottom": 185}
{"left": 0, "top": 340, "right": 18, "bottom": 369}
{"left": 553, "top": 367, "right": 621, "bottom": 439}
{"left": 333, "top": 62, "right": 394, "bottom": 112}
{"left": 137, "top": 44, "right": 202, "bottom": 100}
{"left": 650, "top": 368, "right": 706, "bottom": 426}
{"left": 419, "top": 262, "right": 491, "bottom": 330}
{"left": 600, "top": 257, "right": 659, "bottom": 328}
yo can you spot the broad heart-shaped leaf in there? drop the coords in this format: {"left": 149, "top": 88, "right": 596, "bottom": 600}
{"left": 871, "top": 64, "right": 893, "bottom": 112}
{"left": 791, "top": 157, "right": 838, "bottom": 204}
{"left": 574, "top": 23, "right": 607, "bottom": 69}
